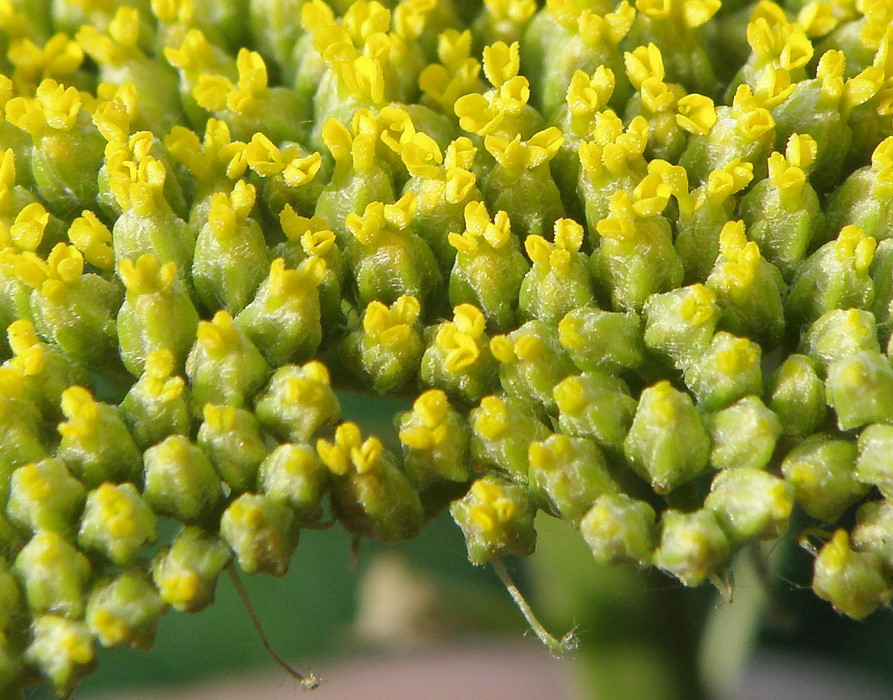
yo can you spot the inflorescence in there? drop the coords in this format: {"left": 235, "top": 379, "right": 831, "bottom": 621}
{"left": 1, "top": 0, "right": 893, "bottom": 695}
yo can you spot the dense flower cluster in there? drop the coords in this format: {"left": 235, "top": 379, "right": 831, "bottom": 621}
{"left": 0, "top": 0, "right": 892, "bottom": 695}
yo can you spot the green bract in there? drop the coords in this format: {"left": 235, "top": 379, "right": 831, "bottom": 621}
{"left": 1, "top": 0, "right": 893, "bottom": 695}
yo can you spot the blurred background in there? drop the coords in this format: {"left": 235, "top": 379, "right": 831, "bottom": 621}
{"left": 22, "top": 393, "right": 893, "bottom": 700}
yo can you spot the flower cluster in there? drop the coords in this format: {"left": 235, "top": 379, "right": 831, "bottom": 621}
{"left": 1, "top": 0, "right": 893, "bottom": 695}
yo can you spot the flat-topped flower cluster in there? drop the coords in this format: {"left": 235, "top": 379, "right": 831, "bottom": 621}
{"left": 1, "top": 0, "right": 893, "bottom": 695}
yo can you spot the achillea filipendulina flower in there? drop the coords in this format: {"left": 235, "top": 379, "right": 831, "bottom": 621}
{"left": 4, "top": 1, "right": 893, "bottom": 695}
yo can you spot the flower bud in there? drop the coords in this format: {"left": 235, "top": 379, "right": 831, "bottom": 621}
{"left": 186, "top": 311, "right": 270, "bottom": 416}
{"left": 78, "top": 483, "right": 157, "bottom": 566}
{"left": 470, "top": 394, "right": 550, "bottom": 481}
{"left": 826, "top": 351, "right": 893, "bottom": 430}
{"left": 781, "top": 435, "right": 869, "bottom": 521}
{"left": 684, "top": 332, "right": 762, "bottom": 412}
{"left": 705, "top": 468, "right": 794, "bottom": 543}
{"left": 642, "top": 284, "right": 719, "bottom": 369}
{"left": 557, "top": 307, "right": 646, "bottom": 375}
{"left": 654, "top": 509, "right": 731, "bottom": 587}
{"left": 24, "top": 615, "right": 95, "bottom": 696}
{"left": 491, "top": 320, "right": 576, "bottom": 414}
{"left": 766, "top": 354, "right": 827, "bottom": 437}
{"left": 580, "top": 493, "right": 656, "bottom": 567}
{"left": 813, "top": 529, "right": 891, "bottom": 620}
{"left": 396, "top": 389, "right": 471, "bottom": 487}
{"left": 7, "top": 458, "right": 85, "bottom": 538}
{"left": 259, "top": 443, "right": 329, "bottom": 525}
{"left": 151, "top": 526, "right": 231, "bottom": 613}
{"left": 450, "top": 474, "right": 536, "bottom": 565}
{"left": 142, "top": 435, "right": 223, "bottom": 524}
{"left": 554, "top": 371, "right": 637, "bottom": 453}
{"left": 707, "top": 396, "right": 782, "bottom": 471}
{"left": 623, "top": 380, "right": 711, "bottom": 493}
{"left": 220, "top": 493, "right": 299, "bottom": 577}
{"left": 86, "top": 571, "right": 167, "bottom": 649}
{"left": 528, "top": 434, "right": 618, "bottom": 522}
{"left": 254, "top": 361, "right": 340, "bottom": 442}
{"left": 855, "top": 424, "right": 893, "bottom": 499}
{"left": 57, "top": 386, "right": 142, "bottom": 488}
{"left": 14, "top": 530, "right": 90, "bottom": 619}
{"left": 197, "top": 404, "right": 268, "bottom": 494}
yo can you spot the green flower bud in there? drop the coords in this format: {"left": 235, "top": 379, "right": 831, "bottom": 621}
{"left": 5, "top": 81, "right": 105, "bottom": 213}
{"left": 220, "top": 493, "right": 299, "bottom": 577}
{"left": 248, "top": 0, "right": 306, "bottom": 81}
{"left": 401, "top": 136, "right": 481, "bottom": 271}
{"left": 313, "top": 122, "right": 394, "bottom": 243}
{"left": 110, "top": 160, "right": 196, "bottom": 290}
{"left": 557, "top": 307, "right": 646, "bottom": 375}
{"left": 739, "top": 145, "right": 824, "bottom": 278}
{"left": 580, "top": 493, "right": 656, "bottom": 567}
{"left": 185, "top": 311, "right": 270, "bottom": 417}
{"left": 824, "top": 137, "right": 893, "bottom": 241}
{"left": 684, "top": 331, "right": 762, "bottom": 412}
{"left": 705, "top": 468, "right": 794, "bottom": 543}
{"left": 766, "top": 354, "right": 827, "bottom": 437}
{"left": 826, "top": 351, "right": 893, "bottom": 430}
{"left": 14, "top": 530, "right": 90, "bottom": 619}
{"left": 57, "top": 386, "right": 142, "bottom": 488}
{"left": 119, "top": 350, "right": 191, "bottom": 450}
{"left": 78, "top": 483, "right": 157, "bottom": 567}
{"left": 781, "top": 435, "right": 869, "bottom": 522}
{"left": 448, "top": 202, "right": 529, "bottom": 331}
{"left": 852, "top": 499, "right": 893, "bottom": 572}
{"left": 24, "top": 615, "right": 95, "bottom": 697}
{"left": 192, "top": 182, "right": 269, "bottom": 315}
{"left": 528, "top": 434, "right": 618, "bottom": 522}
{"left": 343, "top": 295, "right": 425, "bottom": 394}
{"left": 0, "top": 631, "right": 23, "bottom": 698}
{"left": 236, "top": 257, "right": 325, "bottom": 367}
{"left": 519, "top": 219, "right": 594, "bottom": 324}
{"left": 480, "top": 128, "right": 566, "bottom": 240}
{"left": 675, "top": 160, "right": 754, "bottom": 283}
{"left": 197, "top": 404, "right": 269, "bottom": 494}
{"left": 78, "top": 8, "right": 183, "bottom": 135}
{"left": 142, "top": 435, "right": 223, "bottom": 524}
{"left": 855, "top": 424, "right": 893, "bottom": 499}
{"left": 7, "top": 459, "right": 85, "bottom": 539}
{"left": 450, "top": 474, "right": 536, "bottom": 565}
{"left": 254, "top": 361, "right": 340, "bottom": 442}
{"left": 4, "top": 319, "right": 89, "bottom": 420}
{"left": 490, "top": 320, "right": 576, "bottom": 414}
{"left": 470, "top": 394, "right": 550, "bottom": 481}
{"left": 396, "top": 389, "right": 471, "bottom": 488}
{"left": 623, "top": 380, "right": 711, "bottom": 494}
{"left": 419, "top": 303, "right": 499, "bottom": 403}
{"left": 642, "top": 284, "right": 719, "bottom": 369}
{"left": 653, "top": 509, "right": 732, "bottom": 587}
{"left": 346, "top": 193, "right": 443, "bottom": 310}
{"left": 259, "top": 443, "right": 329, "bottom": 525}
{"left": 116, "top": 255, "right": 200, "bottom": 377}
{"left": 16, "top": 246, "right": 120, "bottom": 368}
{"left": 554, "top": 371, "right": 638, "bottom": 453}
{"left": 193, "top": 48, "right": 310, "bottom": 144}
{"left": 707, "top": 396, "right": 782, "bottom": 471}
{"left": 800, "top": 308, "right": 880, "bottom": 375}
{"left": 594, "top": 186, "right": 686, "bottom": 310}
{"left": 151, "top": 527, "right": 231, "bottom": 613}
{"left": 786, "top": 225, "right": 876, "bottom": 325}
{"left": 317, "top": 423, "right": 424, "bottom": 545}
{"left": 86, "top": 571, "right": 167, "bottom": 649}
{"left": 705, "top": 220, "right": 786, "bottom": 345}
{"left": 813, "top": 529, "right": 891, "bottom": 620}
{"left": 679, "top": 97, "right": 775, "bottom": 186}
